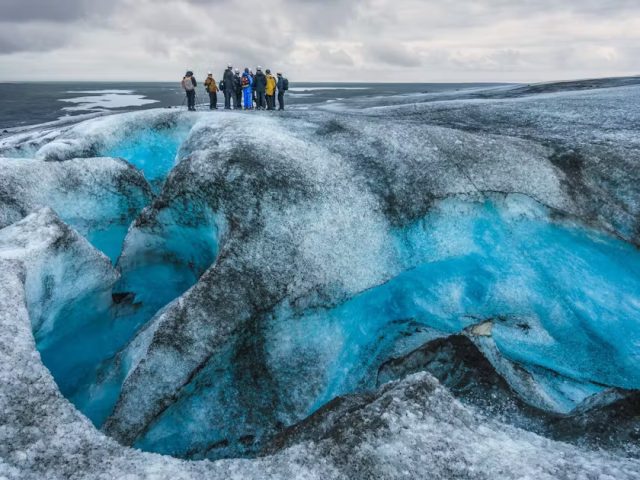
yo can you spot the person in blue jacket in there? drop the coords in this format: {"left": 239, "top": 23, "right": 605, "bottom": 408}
{"left": 241, "top": 68, "right": 253, "bottom": 110}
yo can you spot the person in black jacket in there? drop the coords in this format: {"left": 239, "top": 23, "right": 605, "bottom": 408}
{"left": 222, "top": 65, "right": 235, "bottom": 110}
{"left": 250, "top": 70, "right": 256, "bottom": 108}
{"left": 253, "top": 67, "right": 267, "bottom": 110}
{"left": 276, "top": 72, "right": 286, "bottom": 111}
{"left": 233, "top": 69, "right": 242, "bottom": 110}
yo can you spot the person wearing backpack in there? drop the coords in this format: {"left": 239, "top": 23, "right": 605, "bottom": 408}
{"left": 265, "top": 69, "right": 277, "bottom": 111}
{"left": 241, "top": 68, "right": 254, "bottom": 110}
{"left": 276, "top": 72, "right": 288, "bottom": 111}
{"left": 233, "top": 69, "right": 243, "bottom": 110}
{"left": 181, "top": 71, "right": 197, "bottom": 111}
{"left": 253, "top": 67, "right": 267, "bottom": 110}
{"left": 222, "top": 64, "right": 235, "bottom": 110}
{"left": 204, "top": 72, "right": 218, "bottom": 110}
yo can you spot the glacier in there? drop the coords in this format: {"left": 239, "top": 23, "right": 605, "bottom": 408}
{"left": 1, "top": 77, "right": 640, "bottom": 479}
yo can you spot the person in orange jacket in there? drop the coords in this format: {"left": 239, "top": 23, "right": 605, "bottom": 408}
{"left": 204, "top": 72, "right": 218, "bottom": 110}
{"left": 265, "top": 69, "right": 277, "bottom": 111}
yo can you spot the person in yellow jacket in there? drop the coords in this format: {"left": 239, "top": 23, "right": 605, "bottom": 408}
{"left": 265, "top": 69, "right": 277, "bottom": 111}
{"left": 204, "top": 72, "right": 218, "bottom": 110}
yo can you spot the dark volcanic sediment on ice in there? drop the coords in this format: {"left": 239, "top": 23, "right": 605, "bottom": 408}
{"left": 1, "top": 78, "right": 640, "bottom": 479}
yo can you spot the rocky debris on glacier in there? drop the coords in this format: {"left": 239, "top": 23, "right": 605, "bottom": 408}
{"left": 1, "top": 78, "right": 640, "bottom": 478}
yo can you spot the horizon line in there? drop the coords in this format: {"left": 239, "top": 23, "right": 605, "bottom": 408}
{"left": 0, "top": 74, "right": 638, "bottom": 86}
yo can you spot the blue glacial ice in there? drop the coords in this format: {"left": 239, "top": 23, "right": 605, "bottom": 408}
{"left": 0, "top": 113, "right": 214, "bottom": 427}
{"left": 0, "top": 208, "right": 119, "bottom": 401}
{"left": 121, "top": 195, "right": 640, "bottom": 460}
{"left": 67, "top": 203, "right": 223, "bottom": 427}
{"left": 100, "top": 123, "right": 192, "bottom": 191}
{"left": 270, "top": 195, "right": 640, "bottom": 416}
{"left": 0, "top": 119, "right": 200, "bottom": 419}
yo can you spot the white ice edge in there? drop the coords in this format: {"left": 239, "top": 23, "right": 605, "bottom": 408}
{"left": 60, "top": 93, "right": 160, "bottom": 111}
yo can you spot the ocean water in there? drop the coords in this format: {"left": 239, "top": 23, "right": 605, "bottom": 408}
{"left": 0, "top": 81, "right": 507, "bottom": 130}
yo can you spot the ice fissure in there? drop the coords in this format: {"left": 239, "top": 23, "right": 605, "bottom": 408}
{"left": 2, "top": 80, "right": 640, "bottom": 479}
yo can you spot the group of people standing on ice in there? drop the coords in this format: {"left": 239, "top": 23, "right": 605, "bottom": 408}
{"left": 181, "top": 65, "right": 289, "bottom": 112}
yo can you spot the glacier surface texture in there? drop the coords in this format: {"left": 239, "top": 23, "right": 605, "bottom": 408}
{"left": 1, "top": 77, "right": 640, "bottom": 479}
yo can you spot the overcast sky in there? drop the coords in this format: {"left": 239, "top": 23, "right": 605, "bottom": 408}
{"left": 0, "top": 0, "right": 639, "bottom": 82}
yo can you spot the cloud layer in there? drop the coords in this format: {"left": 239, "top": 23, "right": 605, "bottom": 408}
{"left": 0, "top": 0, "right": 638, "bottom": 82}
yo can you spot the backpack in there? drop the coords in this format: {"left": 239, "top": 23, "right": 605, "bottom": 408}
{"left": 183, "top": 77, "right": 194, "bottom": 92}
{"left": 283, "top": 78, "right": 289, "bottom": 91}
{"left": 241, "top": 76, "right": 250, "bottom": 88}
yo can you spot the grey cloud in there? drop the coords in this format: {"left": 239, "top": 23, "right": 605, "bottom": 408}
{"left": 447, "top": 48, "right": 527, "bottom": 72}
{"left": 0, "top": 0, "right": 116, "bottom": 23}
{"left": 281, "top": 0, "right": 369, "bottom": 37}
{"left": 0, "top": 23, "right": 71, "bottom": 53}
{"left": 318, "top": 48, "right": 355, "bottom": 67}
{"left": 1, "top": 0, "right": 639, "bottom": 81}
{"left": 0, "top": 0, "right": 121, "bottom": 54}
{"left": 369, "top": 44, "right": 421, "bottom": 68}
{"left": 386, "top": 0, "right": 640, "bottom": 33}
